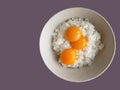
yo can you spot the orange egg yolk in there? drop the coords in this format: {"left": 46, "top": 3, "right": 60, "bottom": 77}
{"left": 60, "top": 48, "right": 76, "bottom": 65}
{"left": 64, "top": 26, "right": 82, "bottom": 42}
{"left": 70, "top": 36, "right": 87, "bottom": 50}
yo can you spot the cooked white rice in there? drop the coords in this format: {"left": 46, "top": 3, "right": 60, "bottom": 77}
{"left": 52, "top": 17, "right": 104, "bottom": 68}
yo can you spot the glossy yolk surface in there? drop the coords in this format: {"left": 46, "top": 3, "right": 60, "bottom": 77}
{"left": 60, "top": 48, "right": 76, "bottom": 65}
{"left": 70, "top": 36, "right": 87, "bottom": 50}
{"left": 64, "top": 26, "right": 82, "bottom": 42}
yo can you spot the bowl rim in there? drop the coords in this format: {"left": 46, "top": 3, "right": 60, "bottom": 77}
{"left": 39, "top": 7, "right": 116, "bottom": 83}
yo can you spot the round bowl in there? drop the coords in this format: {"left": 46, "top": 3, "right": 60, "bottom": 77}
{"left": 39, "top": 7, "right": 116, "bottom": 82}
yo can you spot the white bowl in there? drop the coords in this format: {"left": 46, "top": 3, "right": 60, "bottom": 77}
{"left": 39, "top": 7, "right": 116, "bottom": 82}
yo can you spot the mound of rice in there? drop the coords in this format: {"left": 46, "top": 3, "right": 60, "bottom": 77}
{"left": 52, "top": 17, "right": 104, "bottom": 68}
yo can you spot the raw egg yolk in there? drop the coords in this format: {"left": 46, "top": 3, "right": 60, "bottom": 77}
{"left": 60, "top": 48, "right": 76, "bottom": 65}
{"left": 70, "top": 36, "right": 87, "bottom": 50}
{"left": 65, "top": 26, "right": 82, "bottom": 42}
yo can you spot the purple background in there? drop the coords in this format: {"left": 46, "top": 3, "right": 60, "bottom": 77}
{"left": 0, "top": 0, "right": 120, "bottom": 90}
